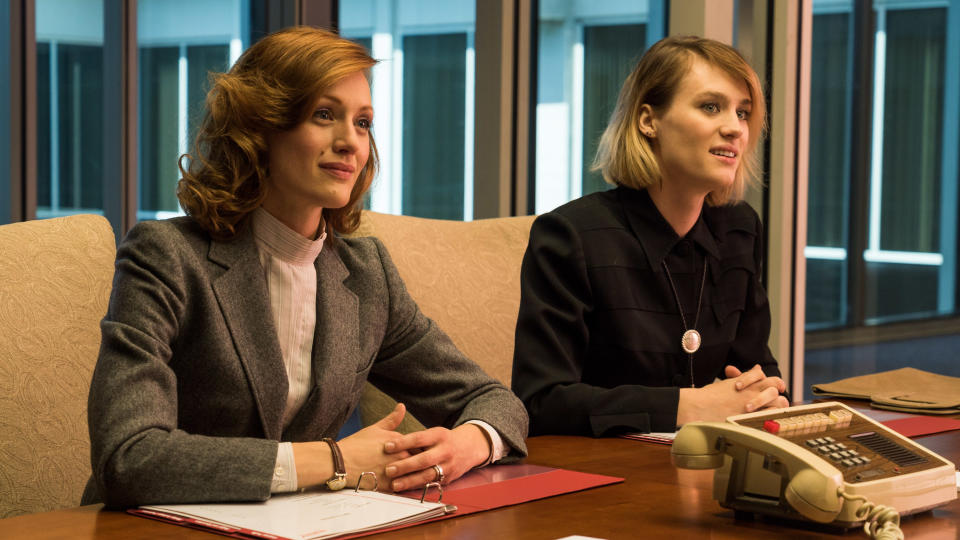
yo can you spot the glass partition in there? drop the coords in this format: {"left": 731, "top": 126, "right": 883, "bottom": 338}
{"left": 804, "top": 0, "right": 960, "bottom": 397}
{"left": 137, "top": 0, "right": 248, "bottom": 221}
{"left": 35, "top": 0, "right": 105, "bottom": 219}
{"left": 533, "top": 0, "right": 663, "bottom": 214}
{"left": 340, "top": 0, "right": 476, "bottom": 220}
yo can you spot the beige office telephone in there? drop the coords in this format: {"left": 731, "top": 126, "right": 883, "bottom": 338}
{"left": 671, "top": 402, "right": 956, "bottom": 539}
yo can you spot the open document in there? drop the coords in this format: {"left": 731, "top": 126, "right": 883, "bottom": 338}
{"left": 131, "top": 463, "right": 623, "bottom": 539}
{"left": 133, "top": 490, "right": 454, "bottom": 540}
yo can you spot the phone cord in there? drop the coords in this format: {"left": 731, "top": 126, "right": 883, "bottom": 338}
{"left": 839, "top": 491, "right": 904, "bottom": 540}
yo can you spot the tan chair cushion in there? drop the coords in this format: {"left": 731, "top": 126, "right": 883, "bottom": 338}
{"left": 0, "top": 215, "right": 115, "bottom": 517}
{"left": 351, "top": 211, "right": 535, "bottom": 428}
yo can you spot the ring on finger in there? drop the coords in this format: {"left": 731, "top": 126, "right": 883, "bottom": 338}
{"left": 432, "top": 464, "right": 445, "bottom": 484}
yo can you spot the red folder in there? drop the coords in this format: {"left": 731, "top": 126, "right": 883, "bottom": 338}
{"left": 881, "top": 415, "right": 960, "bottom": 438}
{"left": 340, "top": 463, "right": 622, "bottom": 538}
{"left": 407, "top": 463, "right": 621, "bottom": 514}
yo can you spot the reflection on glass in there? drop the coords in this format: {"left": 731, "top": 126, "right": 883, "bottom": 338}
{"left": 581, "top": 24, "right": 645, "bottom": 196}
{"left": 402, "top": 33, "right": 467, "bottom": 219}
{"left": 805, "top": 0, "right": 958, "bottom": 328}
{"left": 340, "top": 0, "right": 475, "bottom": 220}
{"left": 866, "top": 6, "right": 946, "bottom": 322}
{"left": 534, "top": 0, "right": 655, "bottom": 214}
{"left": 35, "top": 0, "right": 105, "bottom": 219}
{"left": 137, "top": 0, "right": 246, "bottom": 221}
{"left": 805, "top": 8, "right": 851, "bottom": 328}
{"left": 803, "top": 0, "right": 960, "bottom": 399}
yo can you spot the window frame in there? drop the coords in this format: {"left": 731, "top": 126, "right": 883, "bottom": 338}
{"left": 805, "top": 0, "right": 960, "bottom": 341}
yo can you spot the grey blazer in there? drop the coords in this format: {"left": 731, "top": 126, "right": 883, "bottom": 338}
{"left": 82, "top": 217, "right": 528, "bottom": 508}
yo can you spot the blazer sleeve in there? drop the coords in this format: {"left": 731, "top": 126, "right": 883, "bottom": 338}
{"left": 512, "top": 212, "right": 681, "bottom": 437}
{"left": 724, "top": 211, "right": 784, "bottom": 385}
{"left": 363, "top": 238, "right": 529, "bottom": 459}
{"left": 86, "top": 222, "right": 277, "bottom": 508}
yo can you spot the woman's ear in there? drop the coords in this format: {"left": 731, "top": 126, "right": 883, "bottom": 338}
{"left": 638, "top": 104, "right": 657, "bottom": 139}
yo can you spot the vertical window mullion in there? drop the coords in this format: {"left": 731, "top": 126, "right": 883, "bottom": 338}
{"left": 464, "top": 31, "right": 475, "bottom": 221}
{"left": 569, "top": 24, "right": 583, "bottom": 203}
{"left": 846, "top": 1, "right": 874, "bottom": 328}
{"left": 0, "top": 0, "right": 9, "bottom": 224}
{"left": 9, "top": 0, "right": 38, "bottom": 222}
{"left": 103, "top": 0, "right": 137, "bottom": 239}
{"left": 49, "top": 40, "right": 58, "bottom": 212}
{"left": 867, "top": 7, "right": 885, "bottom": 257}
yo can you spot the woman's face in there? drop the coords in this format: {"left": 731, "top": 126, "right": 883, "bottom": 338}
{"left": 646, "top": 57, "right": 751, "bottom": 196}
{"left": 262, "top": 71, "right": 372, "bottom": 236}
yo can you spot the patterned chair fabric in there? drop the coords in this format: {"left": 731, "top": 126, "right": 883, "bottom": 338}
{"left": 351, "top": 211, "right": 535, "bottom": 429}
{"left": 0, "top": 215, "right": 115, "bottom": 517}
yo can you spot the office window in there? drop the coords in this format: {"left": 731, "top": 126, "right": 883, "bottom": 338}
{"left": 1, "top": 0, "right": 11, "bottom": 224}
{"left": 402, "top": 33, "right": 467, "bottom": 219}
{"left": 806, "top": 10, "right": 852, "bottom": 327}
{"left": 137, "top": 0, "right": 246, "bottom": 221}
{"left": 533, "top": 0, "right": 661, "bottom": 214}
{"left": 35, "top": 0, "right": 105, "bottom": 219}
{"left": 804, "top": 0, "right": 960, "bottom": 396}
{"left": 340, "top": 0, "right": 475, "bottom": 220}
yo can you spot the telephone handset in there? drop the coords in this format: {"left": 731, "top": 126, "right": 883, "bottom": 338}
{"left": 671, "top": 402, "right": 957, "bottom": 539}
{"left": 672, "top": 421, "right": 844, "bottom": 523}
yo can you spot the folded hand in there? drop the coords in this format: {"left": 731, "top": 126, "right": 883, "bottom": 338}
{"left": 381, "top": 422, "right": 491, "bottom": 492}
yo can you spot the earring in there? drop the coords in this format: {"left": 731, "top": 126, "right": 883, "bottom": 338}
{"left": 645, "top": 130, "right": 655, "bottom": 138}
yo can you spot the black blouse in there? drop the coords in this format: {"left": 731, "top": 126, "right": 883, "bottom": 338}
{"left": 511, "top": 186, "right": 781, "bottom": 436}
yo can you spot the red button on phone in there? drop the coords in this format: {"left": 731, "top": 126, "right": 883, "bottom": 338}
{"left": 763, "top": 420, "right": 781, "bottom": 434}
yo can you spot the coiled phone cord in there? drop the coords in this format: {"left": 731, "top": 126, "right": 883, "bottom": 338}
{"left": 839, "top": 491, "right": 904, "bottom": 540}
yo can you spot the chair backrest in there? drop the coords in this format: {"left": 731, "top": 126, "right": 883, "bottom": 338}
{"left": 351, "top": 211, "right": 535, "bottom": 429}
{"left": 0, "top": 215, "right": 116, "bottom": 517}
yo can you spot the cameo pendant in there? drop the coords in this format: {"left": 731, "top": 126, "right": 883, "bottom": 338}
{"left": 681, "top": 329, "right": 702, "bottom": 354}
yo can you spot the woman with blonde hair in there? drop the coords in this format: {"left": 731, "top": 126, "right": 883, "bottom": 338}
{"left": 512, "top": 35, "right": 788, "bottom": 437}
{"left": 83, "top": 26, "right": 527, "bottom": 507}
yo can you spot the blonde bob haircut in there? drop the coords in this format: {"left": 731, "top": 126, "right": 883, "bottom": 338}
{"left": 178, "top": 26, "right": 378, "bottom": 240}
{"left": 592, "top": 35, "right": 766, "bottom": 206}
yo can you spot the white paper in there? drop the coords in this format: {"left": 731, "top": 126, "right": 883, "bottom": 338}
{"left": 140, "top": 490, "right": 453, "bottom": 540}
{"left": 620, "top": 431, "right": 677, "bottom": 444}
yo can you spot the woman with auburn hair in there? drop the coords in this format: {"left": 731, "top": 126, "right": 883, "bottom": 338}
{"left": 83, "top": 26, "right": 527, "bottom": 508}
{"left": 512, "top": 35, "right": 788, "bottom": 437}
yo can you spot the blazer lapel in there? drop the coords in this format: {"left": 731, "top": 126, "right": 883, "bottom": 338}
{"left": 207, "top": 229, "right": 288, "bottom": 441}
{"left": 289, "top": 245, "right": 360, "bottom": 438}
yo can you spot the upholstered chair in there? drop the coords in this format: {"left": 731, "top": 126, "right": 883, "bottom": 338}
{"left": 0, "top": 215, "right": 115, "bottom": 517}
{"left": 351, "top": 211, "right": 536, "bottom": 431}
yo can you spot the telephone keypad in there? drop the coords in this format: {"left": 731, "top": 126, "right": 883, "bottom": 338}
{"left": 805, "top": 440, "right": 865, "bottom": 469}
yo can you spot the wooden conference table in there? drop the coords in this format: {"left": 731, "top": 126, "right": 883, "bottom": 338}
{"left": 5, "top": 404, "right": 959, "bottom": 539}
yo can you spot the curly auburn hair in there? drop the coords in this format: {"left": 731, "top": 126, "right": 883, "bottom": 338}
{"left": 592, "top": 35, "right": 767, "bottom": 206}
{"left": 177, "top": 26, "right": 378, "bottom": 240}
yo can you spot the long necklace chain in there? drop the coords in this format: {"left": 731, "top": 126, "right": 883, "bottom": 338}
{"left": 661, "top": 258, "right": 707, "bottom": 388}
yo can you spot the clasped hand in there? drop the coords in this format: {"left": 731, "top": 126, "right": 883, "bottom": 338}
{"left": 677, "top": 364, "right": 789, "bottom": 426}
{"left": 337, "top": 403, "right": 491, "bottom": 492}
